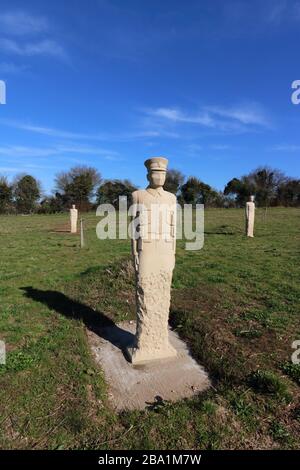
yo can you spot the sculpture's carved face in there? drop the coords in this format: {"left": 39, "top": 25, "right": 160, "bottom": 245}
{"left": 147, "top": 170, "right": 166, "bottom": 189}
{"left": 250, "top": 195, "right": 255, "bottom": 202}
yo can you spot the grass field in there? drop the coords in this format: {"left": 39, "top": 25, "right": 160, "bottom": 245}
{"left": 0, "top": 207, "right": 300, "bottom": 449}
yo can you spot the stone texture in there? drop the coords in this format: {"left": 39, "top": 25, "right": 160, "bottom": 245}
{"left": 70, "top": 204, "right": 78, "bottom": 234}
{"left": 245, "top": 195, "right": 255, "bottom": 237}
{"left": 127, "top": 157, "right": 177, "bottom": 364}
{"left": 87, "top": 321, "right": 210, "bottom": 411}
{"left": 129, "top": 268, "right": 177, "bottom": 364}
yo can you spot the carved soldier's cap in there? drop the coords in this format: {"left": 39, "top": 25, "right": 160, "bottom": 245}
{"left": 144, "top": 157, "right": 168, "bottom": 172}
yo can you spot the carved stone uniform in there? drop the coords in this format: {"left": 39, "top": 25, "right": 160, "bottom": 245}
{"left": 128, "top": 184, "right": 177, "bottom": 364}
{"left": 70, "top": 205, "right": 78, "bottom": 234}
{"left": 245, "top": 198, "right": 255, "bottom": 237}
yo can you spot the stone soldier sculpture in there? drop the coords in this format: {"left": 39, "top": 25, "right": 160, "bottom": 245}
{"left": 245, "top": 195, "right": 255, "bottom": 237}
{"left": 127, "top": 157, "right": 177, "bottom": 364}
{"left": 70, "top": 204, "right": 78, "bottom": 234}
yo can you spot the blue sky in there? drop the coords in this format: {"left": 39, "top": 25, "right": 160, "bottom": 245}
{"left": 0, "top": 0, "right": 300, "bottom": 195}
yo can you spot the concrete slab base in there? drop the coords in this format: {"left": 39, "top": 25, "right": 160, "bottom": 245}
{"left": 87, "top": 321, "right": 210, "bottom": 411}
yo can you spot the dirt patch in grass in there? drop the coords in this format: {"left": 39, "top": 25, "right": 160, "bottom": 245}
{"left": 51, "top": 223, "right": 72, "bottom": 233}
{"left": 171, "top": 287, "right": 259, "bottom": 383}
{"left": 170, "top": 285, "right": 297, "bottom": 386}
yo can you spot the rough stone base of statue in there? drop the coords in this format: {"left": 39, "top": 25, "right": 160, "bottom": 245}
{"left": 126, "top": 340, "right": 177, "bottom": 365}
{"left": 128, "top": 256, "right": 177, "bottom": 365}
{"left": 87, "top": 321, "right": 210, "bottom": 411}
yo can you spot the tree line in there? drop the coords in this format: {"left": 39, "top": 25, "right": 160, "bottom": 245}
{"left": 0, "top": 165, "right": 299, "bottom": 214}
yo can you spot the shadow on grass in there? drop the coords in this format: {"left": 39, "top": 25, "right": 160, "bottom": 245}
{"left": 204, "top": 224, "right": 242, "bottom": 236}
{"left": 204, "top": 231, "right": 236, "bottom": 236}
{"left": 20, "top": 287, "right": 135, "bottom": 354}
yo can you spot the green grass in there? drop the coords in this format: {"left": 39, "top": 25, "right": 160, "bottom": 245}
{"left": 247, "top": 370, "right": 291, "bottom": 401}
{"left": 281, "top": 362, "right": 300, "bottom": 385}
{"left": 0, "top": 207, "right": 299, "bottom": 449}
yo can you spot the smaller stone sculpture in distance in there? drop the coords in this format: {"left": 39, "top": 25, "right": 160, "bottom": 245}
{"left": 70, "top": 204, "right": 78, "bottom": 234}
{"left": 245, "top": 195, "right": 255, "bottom": 238}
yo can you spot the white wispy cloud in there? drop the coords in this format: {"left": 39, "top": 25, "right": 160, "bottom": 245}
{"left": 272, "top": 144, "right": 300, "bottom": 152}
{"left": 0, "top": 166, "right": 24, "bottom": 173}
{"left": 210, "top": 144, "right": 231, "bottom": 150}
{"left": 0, "top": 145, "right": 58, "bottom": 158}
{"left": 295, "top": 1, "right": 300, "bottom": 19}
{"left": 266, "top": 0, "right": 288, "bottom": 25}
{"left": 204, "top": 103, "right": 270, "bottom": 127}
{"left": 186, "top": 143, "right": 232, "bottom": 155}
{"left": 187, "top": 144, "right": 203, "bottom": 152}
{"left": 0, "top": 10, "right": 67, "bottom": 61}
{"left": 264, "top": 0, "right": 300, "bottom": 25}
{"left": 55, "top": 143, "right": 120, "bottom": 157}
{"left": 0, "top": 11, "right": 48, "bottom": 36}
{"left": 146, "top": 107, "right": 215, "bottom": 126}
{"left": 0, "top": 163, "right": 64, "bottom": 174}
{"left": 1, "top": 120, "right": 95, "bottom": 139}
{"left": 0, "top": 144, "right": 119, "bottom": 160}
{"left": 0, "top": 61, "right": 28, "bottom": 74}
{"left": 221, "top": 0, "right": 300, "bottom": 37}
{"left": 0, "top": 38, "right": 66, "bottom": 59}
{"left": 0, "top": 119, "right": 175, "bottom": 141}
{"left": 144, "top": 102, "right": 270, "bottom": 134}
